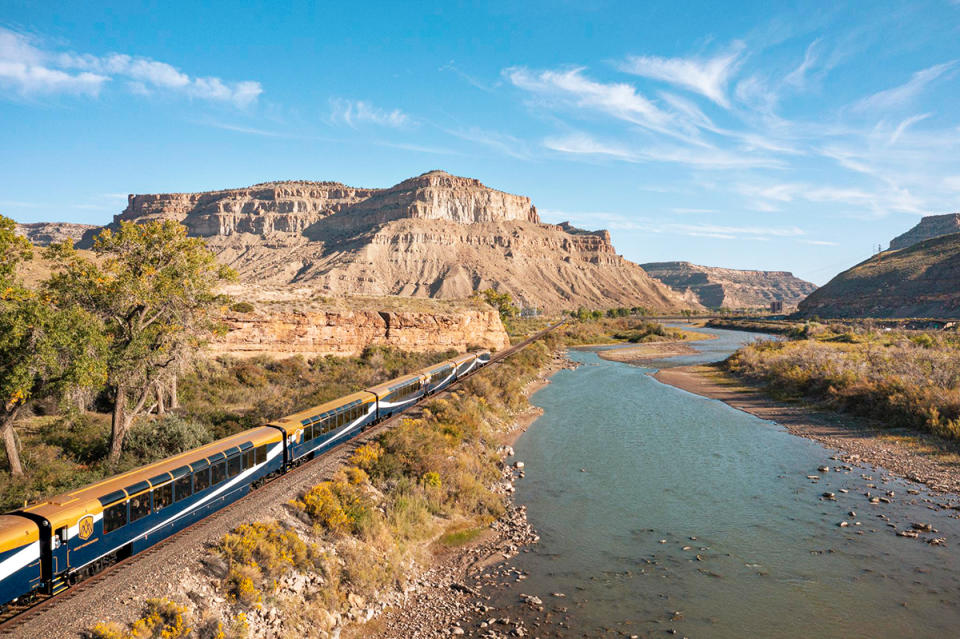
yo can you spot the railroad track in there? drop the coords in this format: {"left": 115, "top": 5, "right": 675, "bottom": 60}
{"left": 0, "top": 321, "right": 563, "bottom": 635}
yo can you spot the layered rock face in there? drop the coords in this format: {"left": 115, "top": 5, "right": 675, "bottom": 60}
{"left": 889, "top": 213, "right": 960, "bottom": 250}
{"left": 103, "top": 171, "right": 690, "bottom": 312}
{"left": 797, "top": 233, "right": 960, "bottom": 318}
{"left": 640, "top": 261, "right": 817, "bottom": 309}
{"left": 113, "top": 182, "right": 379, "bottom": 238}
{"left": 212, "top": 305, "right": 510, "bottom": 358}
{"left": 15, "top": 222, "right": 99, "bottom": 246}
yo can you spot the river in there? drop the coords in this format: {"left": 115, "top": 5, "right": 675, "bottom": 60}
{"left": 474, "top": 326, "right": 960, "bottom": 638}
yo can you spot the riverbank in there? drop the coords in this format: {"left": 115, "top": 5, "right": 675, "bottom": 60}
{"left": 357, "top": 349, "right": 575, "bottom": 639}
{"left": 654, "top": 363, "right": 960, "bottom": 495}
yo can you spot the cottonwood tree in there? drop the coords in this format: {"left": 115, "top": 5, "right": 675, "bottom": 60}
{"left": 0, "top": 216, "right": 106, "bottom": 475}
{"left": 47, "top": 220, "right": 234, "bottom": 462}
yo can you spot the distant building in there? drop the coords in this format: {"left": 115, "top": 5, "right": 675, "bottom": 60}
{"left": 769, "top": 300, "right": 784, "bottom": 313}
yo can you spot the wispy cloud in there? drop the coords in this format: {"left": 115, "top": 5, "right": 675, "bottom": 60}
{"left": 329, "top": 98, "right": 410, "bottom": 128}
{"left": 783, "top": 39, "right": 821, "bottom": 88}
{"left": 444, "top": 126, "right": 533, "bottom": 160}
{"left": 853, "top": 61, "right": 956, "bottom": 112}
{"left": 543, "top": 131, "right": 781, "bottom": 169}
{"left": 439, "top": 61, "right": 497, "bottom": 92}
{"left": 618, "top": 43, "right": 745, "bottom": 108}
{"left": 0, "top": 27, "right": 261, "bottom": 106}
{"left": 887, "top": 112, "right": 931, "bottom": 145}
{"left": 672, "top": 207, "right": 716, "bottom": 214}
{"left": 543, "top": 132, "right": 633, "bottom": 159}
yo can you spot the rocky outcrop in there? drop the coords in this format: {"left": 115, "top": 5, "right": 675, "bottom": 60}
{"left": 797, "top": 233, "right": 960, "bottom": 318}
{"left": 640, "top": 261, "right": 817, "bottom": 309}
{"left": 97, "top": 171, "right": 691, "bottom": 312}
{"left": 15, "top": 222, "right": 99, "bottom": 246}
{"left": 212, "top": 305, "right": 510, "bottom": 358}
{"left": 330, "top": 171, "right": 539, "bottom": 232}
{"left": 889, "top": 213, "right": 960, "bottom": 250}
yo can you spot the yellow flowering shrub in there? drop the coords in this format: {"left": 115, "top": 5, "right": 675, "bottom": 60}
{"left": 88, "top": 599, "right": 191, "bottom": 639}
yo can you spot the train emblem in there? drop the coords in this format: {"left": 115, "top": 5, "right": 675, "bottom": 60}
{"left": 78, "top": 516, "right": 94, "bottom": 540}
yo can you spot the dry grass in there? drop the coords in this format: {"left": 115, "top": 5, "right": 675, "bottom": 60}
{"left": 726, "top": 328, "right": 960, "bottom": 439}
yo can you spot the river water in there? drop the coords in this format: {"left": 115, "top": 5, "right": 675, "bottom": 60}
{"left": 476, "top": 327, "right": 960, "bottom": 638}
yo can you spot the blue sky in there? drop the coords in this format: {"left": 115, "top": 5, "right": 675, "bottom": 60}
{"left": 2, "top": 1, "right": 958, "bottom": 284}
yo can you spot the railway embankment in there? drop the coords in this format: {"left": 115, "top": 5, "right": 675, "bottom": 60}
{"left": 86, "top": 331, "right": 569, "bottom": 639}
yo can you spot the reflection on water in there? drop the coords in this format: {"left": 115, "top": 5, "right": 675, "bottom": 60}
{"left": 476, "top": 328, "right": 960, "bottom": 638}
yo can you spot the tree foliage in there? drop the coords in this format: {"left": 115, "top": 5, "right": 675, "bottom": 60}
{"left": 0, "top": 215, "right": 106, "bottom": 475}
{"left": 46, "top": 220, "right": 235, "bottom": 461}
{"left": 477, "top": 288, "right": 518, "bottom": 320}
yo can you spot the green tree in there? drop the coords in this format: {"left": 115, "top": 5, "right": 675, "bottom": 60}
{"left": 478, "top": 288, "right": 519, "bottom": 320}
{"left": 0, "top": 216, "right": 106, "bottom": 475}
{"left": 47, "top": 220, "right": 235, "bottom": 461}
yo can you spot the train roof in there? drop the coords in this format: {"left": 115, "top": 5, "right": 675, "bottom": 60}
{"left": 0, "top": 515, "right": 38, "bottom": 554}
{"left": 450, "top": 353, "right": 477, "bottom": 365}
{"left": 19, "top": 426, "right": 282, "bottom": 528}
{"left": 273, "top": 390, "right": 376, "bottom": 428}
{"left": 366, "top": 371, "right": 426, "bottom": 396}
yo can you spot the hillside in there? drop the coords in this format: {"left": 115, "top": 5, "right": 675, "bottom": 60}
{"left": 797, "top": 233, "right": 960, "bottom": 318}
{"left": 88, "top": 171, "right": 692, "bottom": 312}
{"left": 889, "top": 213, "right": 960, "bottom": 250}
{"left": 640, "top": 261, "right": 816, "bottom": 309}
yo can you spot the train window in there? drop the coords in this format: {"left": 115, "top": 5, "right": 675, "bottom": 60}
{"left": 194, "top": 468, "right": 211, "bottom": 492}
{"left": 103, "top": 502, "right": 127, "bottom": 533}
{"left": 174, "top": 475, "right": 193, "bottom": 501}
{"left": 243, "top": 450, "right": 254, "bottom": 470}
{"left": 255, "top": 445, "right": 267, "bottom": 465}
{"left": 211, "top": 461, "right": 227, "bottom": 486}
{"left": 228, "top": 454, "right": 242, "bottom": 477}
{"left": 154, "top": 483, "right": 173, "bottom": 510}
{"left": 129, "top": 494, "right": 151, "bottom": 522}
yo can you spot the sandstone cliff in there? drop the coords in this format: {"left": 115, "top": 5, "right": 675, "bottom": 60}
{"left": 640, "top": 261, "right": 817, "bottom": 309}
{"left": 211, "top": 291, "right": 510, "bottom": 357}
{"left": 96, "top": 171, "right": 691, "bottom": 312}
{"left": 797, "top": 233, "right": 960, "bottom": 318}
{"left": 15, "top": 222, "right": 98, "bottom": 246}
{"left": 889, "top": 213, "right": 960, "bottom": 250}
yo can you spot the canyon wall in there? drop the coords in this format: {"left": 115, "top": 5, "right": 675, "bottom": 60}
{"left": 211, "top": 306, "right": 510, "bottom": 358}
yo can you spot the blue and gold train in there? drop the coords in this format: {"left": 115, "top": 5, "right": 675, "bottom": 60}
{"left": 0, "top": 350, "right": 491, "bottom": 608}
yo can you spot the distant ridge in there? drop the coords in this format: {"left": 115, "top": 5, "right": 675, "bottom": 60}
{"left": 640, "top": 261, "right": 817, "bottom": 309}
{"left": 15, "top": 222, "right": 98, "bottom": 247}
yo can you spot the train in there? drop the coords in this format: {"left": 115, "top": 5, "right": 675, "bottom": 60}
{"left": 0, "top": 350, "right": 492, "bottom": 609}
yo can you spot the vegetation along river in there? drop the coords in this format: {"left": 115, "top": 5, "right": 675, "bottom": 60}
{"left": 478, "top": 327, "right": 960, "bottom": 638}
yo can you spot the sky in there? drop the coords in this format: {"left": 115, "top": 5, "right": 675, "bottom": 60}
{"left": 1, "top": 1, "right": 958, "bottom": 285}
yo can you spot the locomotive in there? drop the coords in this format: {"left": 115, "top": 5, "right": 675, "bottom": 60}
{"left": 0, "top": 350, "right": 491, "bottom": 608}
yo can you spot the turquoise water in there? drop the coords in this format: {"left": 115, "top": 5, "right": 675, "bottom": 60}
{"left": 478, "top": 328, "right": 960, "bottom": 638}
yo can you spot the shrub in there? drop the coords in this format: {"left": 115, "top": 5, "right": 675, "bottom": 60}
{"left": 218, "top": 521, "right": 322, "bottom": 580}
{"left": 88, "top": 598, "right": 191, "bottom": 639}
{"left": 124, "top": 415, "right": 212, "bottom": 463}
{"left": 229, "top": 301, "right": 255, "bottom": 313}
